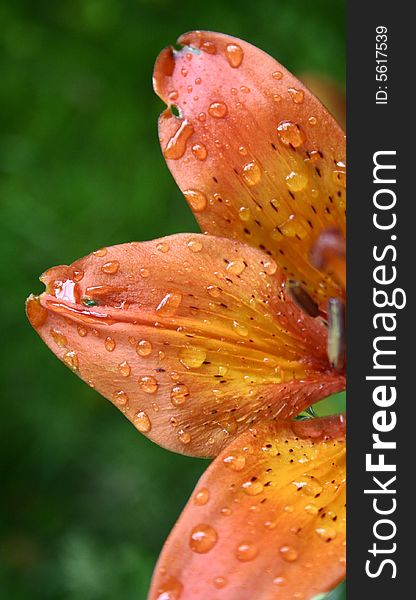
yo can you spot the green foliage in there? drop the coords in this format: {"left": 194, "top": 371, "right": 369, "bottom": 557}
{"left": 1, "top": 0, "right": 345, "bottom": 597}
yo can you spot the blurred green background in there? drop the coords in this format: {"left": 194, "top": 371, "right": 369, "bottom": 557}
{"left": 0, "top": 0, "right": 345, "bottom": 598}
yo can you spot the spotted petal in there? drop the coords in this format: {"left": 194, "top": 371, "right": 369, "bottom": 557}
{"left": 154, "top": 31, "right": 346, "bottom": 307}
{"left": 26, "top": 234, "right": 344, "bottom": 457}
{"left": 149, "top": 415, "right": 346, "bottom": 600}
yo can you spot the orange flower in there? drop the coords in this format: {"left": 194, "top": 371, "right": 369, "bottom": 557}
{"left": 26, "top": 31, "right": 346, "bottom": 599}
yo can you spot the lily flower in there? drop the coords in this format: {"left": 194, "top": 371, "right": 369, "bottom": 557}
{"left": 26, "top": 31, "right": 346, "bottom": 600}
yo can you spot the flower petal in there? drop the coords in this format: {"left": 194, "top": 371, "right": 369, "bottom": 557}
{"left": 27, "top": 234, "right": 344, "bottom": 457}
{"left": 153, "top": 31, "right": 346, "bottom": 307}
{"left": 149, "top": 415, "right": 346, "bottom": 600}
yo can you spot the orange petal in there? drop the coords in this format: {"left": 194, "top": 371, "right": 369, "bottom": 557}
{"left": 153, "top": 31, "right": 346, "bottom": 307}
{"left": 149, "top": 414, "right": 346, "bottom": 600}
{"left": 27, "top": 235, "right": 344, "bottom": 457}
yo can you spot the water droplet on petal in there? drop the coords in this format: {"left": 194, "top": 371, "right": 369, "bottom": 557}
{"left": 201, "top": 40, "right": 217, "bottom": 54}
{"left": 183, "top": 189, "right": 207, "bottom": 212}
{"left": 223, "top": 451, "right": 246, "bottom": 471}
{"left": 118, "top": 361, "right": 131, "bottom": 377}
{"left": 51, "top": 328, "right": 68, "bottom": 347}
{"left": 272, "top": 71, "right": 283, "bottom": 80}
{"left": 236, "top": 542, "right": 258, "bottom": 561}
{"left": 134, "top": 410, "right": 152, "bottom": 433}
{"left": 179, "top": 346, "right": 207, "bottom": 369}
{"left": 164, "top": 120, "right": 194, "bottom": 160}
{"left": 73, "top": 270, "right": 84, "bottom": 282}
{"left": 213, "top": 576, "right": 228, "bottom": 589}
{"left": 333, "top": 161, "right": 346, "bottom": 187}
{"left": 242, "top": 161, "right": 261, "bottom": 186}
{"left": 187, "top": 239, "right": 203, "bottom": 253}
{"left": 273, "top": 576, "right": 286, "bottom": 586}
{"left": 288, "top": 87, "right": 304, "bottom": 104}
{"left": 304, "top": 503, "right": 319, "bottom": 516}
{"left": 225, "top": 43, "right": 244, "bottom": 67}
{"left": 178, "top": 429, "right": 191, "bottom": 445}
{"left": 226, "top": 259, "right": 246, "bottom": 275}
{"left": 208, "top": 102, "right": 228, "bottom": 118}
{"left": 105, "top": 336, "right": 116, "bottom": 352}
{"left": 113, "top": 390, "right": 128, "bottom": 405}
{"left": 77, "top": 325, "right": 88, "bottom": 337}
{"left": 189, "top": 524, "right": 217, "bottom": 553}
{"left": 232, "top": 320, "right": 249, "bottom": 337}
{"left": 136, "top": 340, "right": 152, "bottom": 357}
{"left": 285, "top": 171, "right": 308, "bottom": 192}
{"left": 157, "top": 242, "right": 170, "bottom": 253}
{"left": 140, "top": 268, "right": 149, "bottom": 278}
{"left": 277, "top": 121, "right": 306, "bottom": 148}
{"left": 101, "top": 261, "right": 120, "bottom": 274}
{"left": 194, "top": 487, "right": 210, "bottom": 506}
{"left": 191, "top": 143, "right": 208, "bottom": 161}
{"left": 156, "top": 292, "right": 182, "bottom": 317}
{"left": 308, "top": 116, "right": 317, "bottom": 126}
{"left": 170, "top": 384, "right": 190, "bottom": 406}
{"left": 155, "top": 575, "right": 183, "bottom": 600}
{"left": 63, "top": 351, "right": 79, "bottom": 371}
{"left": 140, "top": 376, "right": 158, "bottom": 394}
{"left": 315, "top": 526, "right": 337, "bottom": 541}
{"left": 93, "top": 247, "right": 107, "bottom": 257}
{"left": 292, "top": 476, "right": 323, "bottom": 496}
{"left": 207, "top": 285, "right": 221, "bottom": 298}
{"left": 239, "top": 206, "right": 251, "bottom": 221}
{"left": 263, "top": 259, "right": 277, "bottom": 275}
{"left": 242, "top": 479, "right": 264, "bottom": 496}
{"left": 279, "top": 545, "right": 298, "bottom": 562}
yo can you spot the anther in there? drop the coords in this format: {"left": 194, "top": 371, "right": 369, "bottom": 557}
{"left": 327, "top": 297, "right": 345, "bottom": 372}
{"left": 287, "top": 280, "right": 319, "bottom": 318}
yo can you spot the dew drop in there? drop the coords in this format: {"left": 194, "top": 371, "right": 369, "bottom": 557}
{"left": 232, "top": 320, "right": 249, "bottom": 337}
{"left": 304, "top": 503, "right": 319, "bottom": 516}
{"left": 155, "top": 575, "right": 183, "bottom": 600}
{"left": 333, "top": 161, "right": 346, "bottom": 188}
{"left": 225, "top": 43, "right": 244, "bottom": 67}
{"left": 73, "top": 269, "right": 84, "bottom": 282}
{"left": 63, "top": 351, "right": 79, "bottom": 371}
{"left": 77, "top": 325, "right": 88, "bottom": 337}
{"left": 242, "top": 479, "right": 264, "bottom": 496}
{"left": 315, "top": 526, "right": 337, "bottom": 541}
{"left": 50, "top": 328, "right": 68, "bottom": 347}
{"left": 105, "top": 336, "right": 116, "bottom": 352}
{"left": 308, "top": 116, "right": 317, "bottom": 126}
{"left": 113, "top": 390, "right": 128, "bottom": 405}
{"left": 200, "top": 40, "right": 217, "bottom": 54}
{"left": 285, "top": 171, "right": 308, "bottom": 192}
{"left": 279, "top": 545, "right": 298, "bottom": 562}
{"left": 272, "top": 71, "right": 283, "bottom": 80}
{"left": 170, "top": 384, "right": 190, "bottom": 406}
{"left": 136, "top": 339, "right": 152, "bottom": 357}
{"left": 242, "top": 161, "right": 261, "bottom": 186}
{"left": 194, "top": 487, "right": 210, "bottom": 506}
{"left": 140, "top": 376, "right": 158, "bottom": 394}
{"left": 93, "top": 247, "right": 108, "bottom": 257}
{"left": 179, "top": 346, "right": 207, "bottom": 369}
{"left": 226, "top": 259, "right": 246, "bottom": 275}
{"left": 178, "top": 429, "right": 191, "bottom": 445}
{"left": 156, "top": 292, "right": 182, "bottom": 317}
{"left": 183, "top": 189, "right": 207, "bottom": 212}
{"left": 191, "top": 143, "right": 208, "bottom": 161}
{"left": 207, "top": 285, "right": 221, "bottom": 298}
{"left": 213, "top": 576, "right": 228, "bottom": 589}
{"left": 134, "top": 410, "right": 152, "bottom": 433}
{"left": 164, "top": 120, "right": 194, "bottom": 160}
{"left": 101, "top": 261, "right": 120, "bottom": 275}
{"left": 118, "top": 361, "right": 131, "bottom": 377}
{"left": 236, "top": 542, "right": 258, "bottom": 562}
{"left": 273, "top": 576, "right": 286, "bottom": 586}
{"left": 277, "top": 121, "right": 306, "bottom": 148}
{"left": 239, "top": 206, "right": 251, "bottom": 221}
{"left": 292, "top": 476, "right": 323, "bottom": 496}
{"left": 288, "top": 88, "right": 304, "bottom": 104}
{"left": 189, "top": 524, "right": 217, "bottom": 553}
{"left": 157, "top": 242, "right": 170, "bottom": 253}
{"left": 187, "top": 239, "right": 203, "bottom": 252}
{"left": 208, "top": 102, "right": 228, "bottom": 118}
{"left": 263, "top": 259, "right": 277, "bottom": 275}
{"left": 223, "top": 451, "right": 246, "bottom": 471}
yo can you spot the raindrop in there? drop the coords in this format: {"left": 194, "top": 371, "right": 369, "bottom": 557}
{"left": 189, "top": 524, "right": 218, "bottom": 553}
{"left": 272, "top": 71, "right": 283, "bottom": 80}
{"left": 178, "top": 429, "right": 191, "bottom": 445}
{"left": 156, "top": 292, "right": 182, "bottom": 317}
{"left": 236, "top": 542, "right": 258, "bottom": 561}
{"left": 232, "top": 320, "right": 249, "bottom": 337}
{"left": 113, "top": 390, "right": 129, "bottom": 405}
{"left": 279, "top": 545, "right": 298, "bottom": 562}
{"left": 63, "top": 351, "right": 79, "bottom": 371}
{"left": 242, "top": 161, "right": 261, "bottom": 186}
{"left": 93, "top": 248, "right": 108, "bottom": 257}
{"left": 223, "top": 451, "right": 246, "bottom": 471}
{"left": 137, "top": 340, "right": 152, "bottom": 357}
{"left": 315, "top": 526, "right": 337, "bottom": 541}
{"left": 208, "top": 102, "right": 228, "bottom": 118}
{"left": 225, "top": 43, "right": 244, "bottom": 67}
{"left": 285, "top": 171, "right": 308, "bottom": 192}
{"left": 157, "top": 242, "right": 170, "bottom": 253}
{"left": 134, "top": 410, "right": 152, "bottom": 433}
{"left": 183, "top": 189, "right": 208, "bottom": 212}
{"left": 226, "top": 259, "right": 246, "bottom": 275}
{"left": 308, "top": 116, "right": 317, "bottom": 126}
{"left": 194, "top": 487, "right": 210, "bottom": 506}
{"left": 140, "top": 268, "right": 150, "bottom": 278}
{"left": 179, "top": 346, "right": 207, "bottom": 369}
{"left": 207, "top": 285, "right": 221, "bottom": 298}
{"left": 242, "top": 479, "right": 264, "bottom": 496}
{"left": 333, "top": 161, "right": 346, "bottom": 188}
{"left": 164, "top": 120, "right": 194, "bottom": 160}
{"left": 187, "top": 239, "right": 203, "bottom": 252}
{"left": 191, "top": 143, "right": 208, "bottom": 161}
{"left": 288, "top": 88, "right": 305, "bottom": 104}
{"left": 239, "top": 206, "right": 251, "bottom": 221}
{"left": 140, "top": 376, "right": 158, "bottom": 394}
{"left": 277, "top": 121, "right": 306, "bottom": 148}
{"left": 105, "top": 336, "right": 116, "bottom": 352}
{"left": 73, "top": 270, "right": 84, "bottom": 282}
{"left": 118, "top": 361, "right": 131, "bottom": 377}
{"left": 101, "top": 261, "right": 119, "bottom": 275}
{"left": 170, "top": 384, "right": 190, "bottom": 406}
{"left": 77, "top": 325, "right": 88, "bottom": 337}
